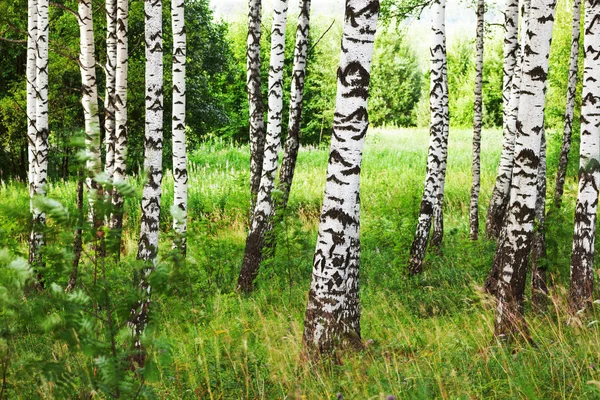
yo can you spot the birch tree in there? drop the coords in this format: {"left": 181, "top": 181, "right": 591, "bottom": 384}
{"left": 29, "top": 0, "right": 49, "bottom": 283}
{"left": 237, "top": 0, "right": 289, "bottom": 293}
{"left": 554, "top": 0, "right": 583, "bottom": 207}
{"left": 568, "top": 0, "right": 600, "bottom": 312}
{"left": 77, "top": 0, "right": 102, "bottom": 224}
{"left": 130, "top": 0, "right": 164, "bottom": 364}
{"left": 247, "top": 0, "right": 266, "bottom": 208}
{"left": 277, "top": 0, "right": 311, "bottom": 213}
{"left": 493, "top": 0, "right": 556, "bottom": 338}
{"left": 26, "top": 0, "right": 37, "bottom": 219}
{"left": 172, "top": 0, "right": 187, "bottom": 255}
{"left": 110, "top": 0, "right": 129, "bottom": 246}
{"left": 532, "top": 130, "right": 548, "bottom": 310}
{"left": 407, "top": 0, "right": 447, "bottom": 274}
{"left": 485, "top": 0, "right": 520, "bottom": 238}
{"left": 104, "top": 0, "right": 117, "bottom": 185}
{"left": 470, "top": 0, "right": 484, "bottom": 240}
{"left": 303, "top": 0, "right": 379, "bottom": 355}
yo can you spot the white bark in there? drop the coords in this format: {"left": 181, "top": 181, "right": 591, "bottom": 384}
{"left": 554, "top": 0, "right": 583, "bottom": 206}
{"left": 110, "top": 0, "right": 129, "bottom": 233}
{"left": 407, "top": 0, "right": 446, "bottom": 273}
{"left": 494, "top": 0, "right": 556, "bottom": 338}
{"left": 569, "top": 0, "right": 600, "bottom": 312}
{"left": 77, "top": 0, "right": 102, "bottom": 222}
{"left": 237, "top": 0, "right": 289, "bottom": 292}
{"left": 104, "top": 0, "right": 117, "bottom": 180}
{"left": 172, "top": 0, "right": 187, "bottom": 254}
{"left": 27, "top": 0, "right": 38, "bottom": 212}
{"left": 303, "top": 0, "right": 379, "bottom": 354}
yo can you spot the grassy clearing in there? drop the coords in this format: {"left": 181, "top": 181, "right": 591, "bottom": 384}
{"left": 0, "top": 128, "right": 599, "bottom": 399}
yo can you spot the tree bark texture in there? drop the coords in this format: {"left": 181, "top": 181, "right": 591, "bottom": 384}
{"left": 532, "top": 130, "right": 548, "bottom": 310}
{"left": 485, "top": 0, "right": 520, "bottom": 239}
{"left": 172, "top": 0, "right": 187, "bottom": 255}
{"left": 470, "top": 0, "right": 484, "bottom": 240}
{"left": 277, "top": 0, "right": 312, "bottom": 213}
{"left": 568, "top": 0, "right": 600, "bottom": 312}
{"left": 247, "top": 0, "right": 266, "bottom": 209}
{"left": 554, "top": 0, "right": 583, "bottom": 207}
{"left": 302, "top": 0, "right": 379, "bottom": 355}
{"left": 407, "top": 0, "right": 447, "bottom": 274}
{"left": 130, "top": 0, "right": 164, "bottom": 363}
{"left": 104, "top": 0, "right": 117, "bottom": 183}
{"left": 493, "top": 0, "right": 556, "bottom": 339}
{"left": 237, "top": 0, "right": 289, "bottom": 293}
{"left": 27, "top": 0, "right": 38, "bottom": 216}
{"left": 110, "top": 0, "right": 129, "bottom": 244}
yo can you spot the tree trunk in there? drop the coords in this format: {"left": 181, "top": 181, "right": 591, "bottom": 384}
{"left": 172, "top": 0, "right": 187, "bottom": 256}
{"left": 277, "top": 0, "right": 311, "bottom": 213}
{"left": 553, "top": 0, "right": 583, "bottom": 207}
{"left": 130, "top": 0, "right": 164, "bottom": 365}
{"left": 66, "top": 172, "right": 85, "bottom": 292}
{"left": 104, "top": 0, "right": 117, "bottom": 187}
{"left": 493, "top": 0, "right": 556, "bottom": 339}
{"left": 247, "top": 0, "right": 266, "bottom": 209}
{"left": 407, "top": 0, "right": 447, "bottom": 274}
{"left": 484, "top": 0, "right": 531, "bottom": 295}
{"left": 568, "top": 0, "right": 600, "bottom": 313}
{"left": 77, "top": 0, "right": 102, "bottom": 226}
{"left": 302, "top": 0, "right": 379, "bottom": 356}
{"left": 237, "top": 0, "right": 289, "bottom": 293}
{"left": 29, "top": 0, "right": 49, "bottom": 288}
{"left": 485, "top": 0, "right": 520, "bottom": 239}
{"left": 532, "top": 130, "right": 548, "bottom": 311}
{"left": 470, "top": 0, "right": 484, "bottom": 240}
{"left": 109, "top": 0, "right": 129, "bottom": 252}
{"left": 27, "top": 0, "right": 37, "bottom": 216}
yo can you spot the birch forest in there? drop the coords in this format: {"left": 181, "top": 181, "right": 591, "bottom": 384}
{"left": 1, "top": 0, "right": 600, "bottom": 397}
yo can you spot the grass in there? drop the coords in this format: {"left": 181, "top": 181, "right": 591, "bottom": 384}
{"left": 0, "top": 127, "right": 599, "bottom": 399}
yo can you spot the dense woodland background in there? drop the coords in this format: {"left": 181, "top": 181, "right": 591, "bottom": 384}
{"left": 0, "top": 0, "right": 599, "bottom": 398}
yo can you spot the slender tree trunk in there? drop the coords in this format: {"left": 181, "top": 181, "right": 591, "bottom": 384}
{"left": 172, "top": 0, "right": 187, "bottom": 256}
{"left": 247, "top": 0, "right": 266, "bottom": 209}
{"left": 29, "top": 0, "right": 49, "bottom": 288}
{"left": 237, "top": 0, "right": 289, "bottom": 293}
{"left": 303, "top": 0, "right": 379, "bottom": 355}
{"left": 485, "top": 0, "right": 520, "bottom": 239}
{"left": 470, "top": 0, "right": 484, "bottom": 240}
{"left": 277, "top": 0, "right": 311, "bottom": 213}
{"left": 130, "top": 0, "right": 164, "bottom": 366}
{"left": 27, "top": 0, "right": 38, "bottom": 216}
{"left": 568, "top": 0, "right": 600, "bottom": 312}
{"left": 66, "top": 172, "right": 84, "bottom": 292}
{"left": 407, "top": 0, "right": 447, "bottom": 274}
{"left": 104, "top": 0, "right": 117, "bottom": 186}
{"left": 532, "top": 130, "right": 548, "bottom": 310}
{"left": 485, "top": 0, "right": 531, "bottom": 295}
{"left": 493, "top": 0, "right": 556, "bottom": 339}
{"left": 109, "top": 0, "right": 128, "bottom": 251}
{"left": 78, "top": 0, "right": 102, "bottom": 226}
{"left": 554, "top": 0, "right": 583, "bottom": 207}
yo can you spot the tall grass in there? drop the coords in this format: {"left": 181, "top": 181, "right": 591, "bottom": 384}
{"left": 1, "top": 128, "right": 599, "bottom": 398}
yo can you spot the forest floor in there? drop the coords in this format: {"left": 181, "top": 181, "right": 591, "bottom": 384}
{"left": 1, "top": 128, "right": 600, "bottom": 399}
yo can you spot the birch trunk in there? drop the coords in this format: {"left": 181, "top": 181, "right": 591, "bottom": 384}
{"left": 27, "top": 0, "right": 37, "bottom": 215}
{"left": 77, "top": 0, "right": 102, "bottom": 224}
{"left": 303, "top": 0, "right": 379, "bottom": 355}
{"left": 130, "top": 0, "right": 164, "bottom": 365}
{"left": 470, "top": 0, "right": 484, "bottom": 240}
{"left": 172, "top": 0, "right": 187, "bottom": 255}
{"left": 237, "top": 0, "right": 289, "bottom": 293}
{"left": 568, "top": 0, "right": 600, "bottom": 312}
{"left": 247, "top": 0, "right": 266, "bottom": 208}
{"left": 485, "top": 0, "right": 520, "bottom": 238}
{"left": 104, "top": 0, "right": 117, "bottom": 183}
{"left": 277, "top": 0, "right": 311, "bottom": 213}
{"left": 407, "top": 0, "right": 447, "bottom": 274}
{"left": 29, "top": 0, "right": 49, "bottom": 283}
{"left": 554, "top": 0, "right": 583, "bottom": 207}
{"left": 493, "top": 0, "right": 556, "bottom": 338}
{"left": 109, "top": 0, "right": 128, "bottom": 246}
{"left": 532, "top": 130, "right": 548, "bottom": 310}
